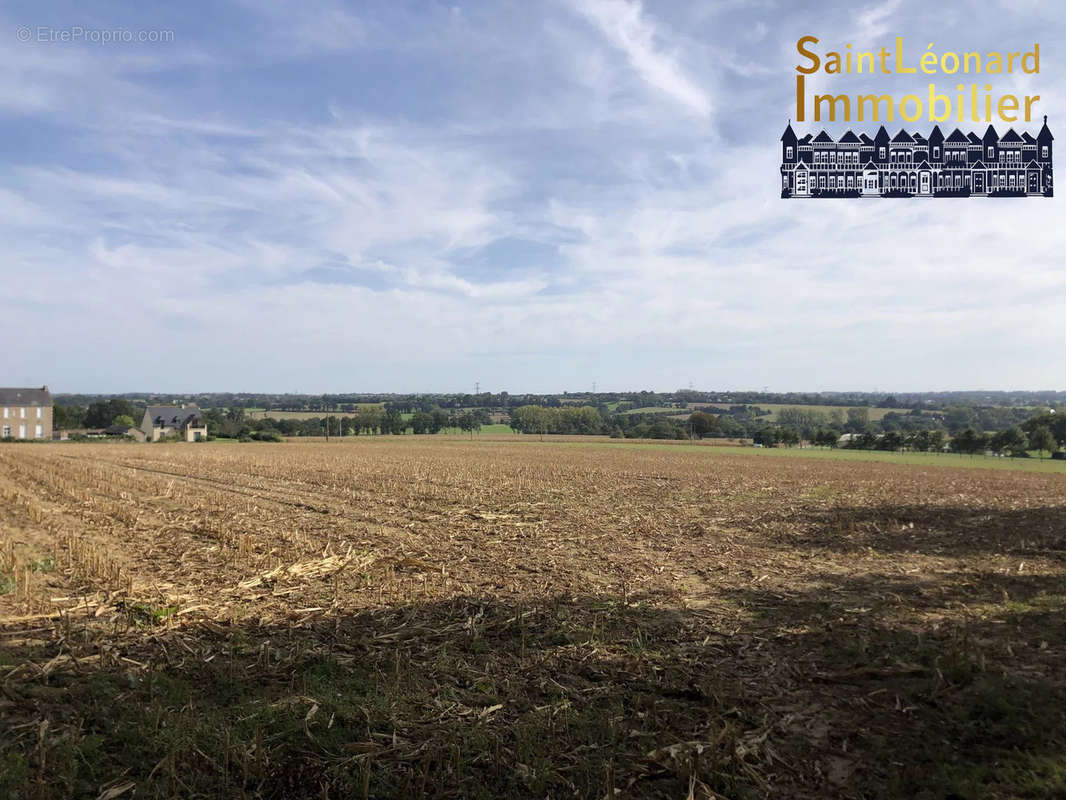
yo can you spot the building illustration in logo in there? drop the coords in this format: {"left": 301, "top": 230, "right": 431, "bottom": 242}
{"left": 780, "top": 118, "right": 1053, "bottom": 198}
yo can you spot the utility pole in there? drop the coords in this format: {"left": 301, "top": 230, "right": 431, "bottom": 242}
{"left": 475, "top": 381, "right": 480, "bottom": 396}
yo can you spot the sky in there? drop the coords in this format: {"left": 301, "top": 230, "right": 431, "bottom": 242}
{"left": 2, "top": 0, "right": 1064, "bottom": 394}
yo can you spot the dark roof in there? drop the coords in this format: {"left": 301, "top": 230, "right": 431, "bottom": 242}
{"left": 859, "top": 133, "right": 874, "bottom": 145}
{"left": 144, "top": 405, "right": 204, "bottom": 429}
{"left": 891, "top": 129, "right": 914, "bottom": 143}
{"left": 781, "top": 121, "right": 797, "bottom": 143}
{"left": 946, "top": 128, "right": 969, "bottom": 143}
{"left": 970, "top": 159, "right": 987, "bottom": 169}
{"left": 0, "top": 386, "right": 51, "bottom": 406}
{"left": 967, "top": 133, "right": 982, "bottom": 145}
{"left": 1038, "top": 116, "right": 1054, "bottom": 142}
{"left": 983, "top": 125, "right": 999, "bottom": 142}
{"left": 874, "top": 126, "right": 890, "bottom": 144}
{"left": 1023, "top": 132, "right": 1037, "bottom": 144}
{"left": 799, "top": 133, "right": 812, "bottom": 144}
{"left": 812, "top": 130, "right": 834, "bottom": 143}
{"left": 839, "top": 130, "right": 861, "bottom": 144}
{"left": 928, "top": 125, "right": 944, "bottom": 144}
{"left": 1001, "top": 128, "right": 1023, "bottom": 143}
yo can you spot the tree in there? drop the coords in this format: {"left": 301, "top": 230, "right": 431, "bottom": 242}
{"left": 879, "top": 431, "right": 904, "bottom": 451}
{"left": 753, "top": 428, "right": 777, "bottom": 447}
{"left": 355, "top": 407, "right": 384, "bottom": 435}
{"left": 1029, "top": 425, "right": 1058, "bottom": 458}
{"left": 927, "top": 430, "right": 946, "bottom": 452}
{"left": 410, "top": 410, "right": 431, "bottom": 435}
{"left": 429, "top": 409, "right": 449, "bottom": 434}
{"left": 688, "top": 411, "right": 720, "bottom": 439}
{"left": 383, "top": 409, "right": 406, "bottom": 435}
{"left": 777, "top": 407, "right": 826, "bottom": 430}
{"left": 814, "top": 428, "right": 840, "bottom": 448}
{"left": 85, "top": 399, "right": 138, "bottom": 428}
{"left": 53, "top": 404, "right": 86, "bottom": 430}
{"left": 455, "top": 412, "right": 476, "bottom": 437}
{"left": 951, "top": 428, "right": 988, "bottom": 455}
{"left": 990, "top": 427, "right": 1028, "bottom": 457}
{"left": 944, "top": 405, "right": 978, "bottom": 433}
{"left": 113, "top": 415, "right": 135, "bottom": 428}
{"left": 845, "top": 407, "right": 869, "bottom": 432}
{"left": 1022, "top": 412, "right": 1066, "bottom": 446}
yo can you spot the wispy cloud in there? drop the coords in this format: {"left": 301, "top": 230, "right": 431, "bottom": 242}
{"left": 854, "top": 0, "right": 904, "bottom": 43}
{"left": 569, "top": 0, "right": 712, "bottom": 117}
{"left": 0, "top": 0, "right": 1063, "bottom": 392}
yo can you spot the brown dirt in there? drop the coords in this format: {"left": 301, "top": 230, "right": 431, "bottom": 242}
{"left": 1, "top": 439, "right": 1065, "bottom": 799}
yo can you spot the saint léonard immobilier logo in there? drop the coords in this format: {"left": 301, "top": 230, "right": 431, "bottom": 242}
{"left": 781, "top": 37, "right": 1052, "bottom": 199}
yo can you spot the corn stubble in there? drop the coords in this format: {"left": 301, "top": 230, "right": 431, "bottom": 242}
{"left": 1, "top": 438, "right": 1065, "bottom": 799}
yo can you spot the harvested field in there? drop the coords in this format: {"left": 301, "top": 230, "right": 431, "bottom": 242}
{"left": 2, "top": 439, "right": 1065, "bottom": 799}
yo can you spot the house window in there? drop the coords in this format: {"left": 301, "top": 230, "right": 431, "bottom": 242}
{"left": 36, "top": 407, "right": 42, "bottom": 419}
{"left": 819, "top": 175, "right": 826, "bottom": 188}
{"left": 1, "top": 425, "right": 9, "bottom": 438}
{"left": 786, "top": 146, "right": 793, "bottom": 159}
{"left": 1, "top": 408, "right": 6, "bottom": 418}
{"left": 988, "top": 146, "right": 994, "bottom": 157}
{"left": 19, "top": 408, "right": 25, "bottom": 418}
{"left": 879, "top": 147, "right": 886, "bottom": 158}
{"left": 1042, "top": 146, "right": 1049, "bottom": 158}
{"left": 782, "top": 175, "right": 788, "bottom": 189}
{"left": 35, "top": 425, "right": 43, "bottom": 439}
{"left": 18, "top": 425, "right": 26, "bottom": 439}
{"left": 933, "top": 147, "right": 940, "bottom": 158}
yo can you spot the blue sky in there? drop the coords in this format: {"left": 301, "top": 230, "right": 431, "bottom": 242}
{"left": 2, "top": 0, "right": 1064, "bottom": 393}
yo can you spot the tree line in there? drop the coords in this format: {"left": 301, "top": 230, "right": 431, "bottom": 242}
{"left": 201, "top": 407, "right": 492, "bottom": 440}
{"left": 47, "top": 397, "right": 1065, "bottom": 457}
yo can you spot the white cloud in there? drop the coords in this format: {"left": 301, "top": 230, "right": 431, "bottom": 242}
{"left": 569, "top": 0, "right": 712, "bottom": 117}
{"left": 1, "top": 0, "right": 1064, "bottom": 392}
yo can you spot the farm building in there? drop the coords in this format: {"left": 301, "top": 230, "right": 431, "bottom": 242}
{"left": 105, "top": 424, "right": 148, "bottom": 441}
{"left": 140, "top": 405, "right": 208, "bottom": 442}
{"left": 0, "top": 386, "right": 52, "bottom": 440}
